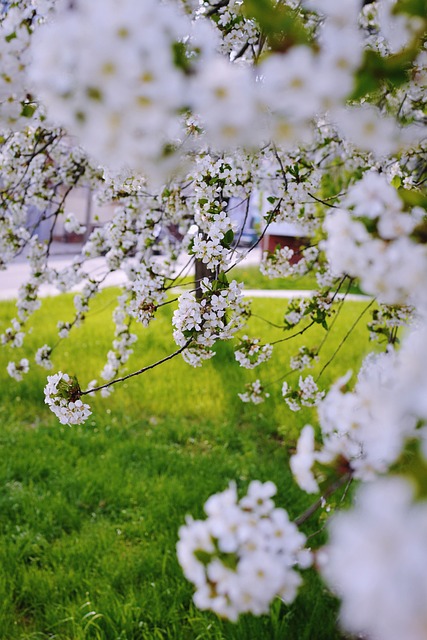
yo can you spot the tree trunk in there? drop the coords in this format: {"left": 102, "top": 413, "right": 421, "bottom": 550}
{"left": 194, "top": 259, "right": 214, "bottom": 300}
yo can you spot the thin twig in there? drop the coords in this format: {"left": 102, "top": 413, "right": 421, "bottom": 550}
{"left": 315, "top": 298, "right": 375, "bottom": 383}
{"left": 316, "top": 277, "right": 352, "bottom": 356}
{"left": 224, "top": 198, "right": 283, "bottom": 274}
{"left": 230, "top": 196, "right": 251, "bottom": 261}
{"left": 294, "top": 472, "right": 352, "bottom": 527}
{"left": 81, "top": 339, "right": 192, "bottom": 396}
{"left": 308, "top": 192, "right": 339, "bottom": 209}
{"left": 271, "top": 320, "right": 315, "bottom": 346}
{"left": 305, "top": 475, "right": 354, "bottom": 541}
{"left": 250, "top": 312, "right": 285, "bottom": 329}
{"left": 164, "top": 254, "right": 195, "bottom": 292}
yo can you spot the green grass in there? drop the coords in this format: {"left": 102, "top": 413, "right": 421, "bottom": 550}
{"left": 230, "top": 266, "right": 319, "bottom": 291}
{"left": 230, "top": 265, "right": 364, "bottom": 294}
{"left": 172, "top": 264, "right": 364, "bottom": 294}
{"left": 0, "top": 290, "right": 375, "bottom": 639}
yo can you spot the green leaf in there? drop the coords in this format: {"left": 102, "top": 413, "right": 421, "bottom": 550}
{"left": 242, "top": 0, "right": 310, "bottom": 51}
{"left": 398, "top": 188, "right": 427, "bottom": 210}
{"left": 187, "top": 237, "right": 195, "bottom": 255}
{"left": 172, "top": 41, "right": 191, "bottom": 73}
{"left": 222, "top": 229, "right": 235, "bottom": 248}
{"left": 397, "top": 440, "right": 427, "bottom": 499}
{"left": 162, "top": 143, "right": 176, "bottom": 158}
{"left": 393, "top": 0, "right": 427, "bottom": 17}
{"left": 351, "top": 48, "right": 415, "bottom": 99}
{"left": 219, "top": 552, "right": 238, "bottom": 571}
{"left": 194, "top": 550, "right": 212, "bottom": 566}
{"left": 217, "top": 271, "right": 229, "bottom": 286}
{"left": 20, "top": 103, "right": 37, "bottom": 118}
{"left": 391, "top": 175, "right": 402, "bottom": 189}
{"left": 358, "top": 216, "right": 378, "bottom": 234}
{"left": 211, "top": 279, "right": 220, "bottom": 292}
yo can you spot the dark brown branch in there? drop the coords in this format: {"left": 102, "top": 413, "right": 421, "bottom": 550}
{"left": 206, "top": 0, "right": 229, "bottom": 17}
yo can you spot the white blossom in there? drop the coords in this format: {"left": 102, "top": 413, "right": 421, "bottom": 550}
{"left": 35, "top": 344, "right": 53, "bottom": 370}
{"left": 7, "top": 358, "right": 29, "bottom": 381}
{"left": 44, "top": 372, "right": 92, "bottom": 425}
{"left": 177, "top": 481, "right": 309, "bottom": 620}
{"left": 322, "top": 478, "right": 427, "bottom": 640}
{"left": 238, "top": 379, "right": 270, "bottom": 405}
{"left": 173, "top": 278, "right": 247, "bottom": 367}
{"left": 234, "top": 336, "right": 273, "bottom": 369}
{"left": 290, "top": 425, "right": 319, "bottom": 494}
{"left": 282, "top": 376, "right": 324, "bottom": 412}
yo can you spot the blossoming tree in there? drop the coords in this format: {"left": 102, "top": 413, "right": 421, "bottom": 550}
{"left": 1, "top": 0, "right": 427, "bottom": 637}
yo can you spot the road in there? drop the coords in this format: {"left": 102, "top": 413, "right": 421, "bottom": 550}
{"left": 0, "top": 244, "right": 260, "bottom": 301}
{"left": 0, "top": 254, "right": 128, "bottom": 301}
{"left": 0, "top": 244, "right": 369, "bottom": 302}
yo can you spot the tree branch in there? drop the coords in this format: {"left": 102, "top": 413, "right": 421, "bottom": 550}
{"left": 81, "top": 339, "right": 192, "bottom": 396}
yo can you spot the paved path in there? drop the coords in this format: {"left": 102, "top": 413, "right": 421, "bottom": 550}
{"left": 0, "top": 244, "right": 370, "bottom": 303}
{"left": 0, "top": 255, "right": 127, "bottom": 301}
{"left": 244, "top": 289, "right": 370, "bottom": 302}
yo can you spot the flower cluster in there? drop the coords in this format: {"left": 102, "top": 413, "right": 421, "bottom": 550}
{"left": 260, "top": 245, "right": 319, "bottom": 280}
{"left": 238, "top": 379, "right": 270, "bottom": 405}
{"left": 44, "top": 372, "right": 92, "bottom": 425}
{"left": 190, "top": 156, "right": 253, "bottom": 271}
{"left": 64, "top": 214, "right": 86, "bottom": 236}
{"left": 100, "top": 297, "right": 137, "bottom": 383}
{"left": 35, "top": 344, "right": 53, "bottom": 370}
{"left": 234, "top": 336, "right": 273, "bottom": 370}
{"left": 0, "top": 0, "right": 426, "bottom": 636}
{"left": 321, "top": 478, "right": 427, "bottom": 640}
{"left": 7, "top": 358, "right": 29, "bottom": 381}
{"left": 282, "top": 375, "right": 324, "bottom": 412}
{"left": 177, "top": 481, "right": 310, "bottom": 620}
{"left": 283, "top": 298, "right": 310, "bottom": 328}
{"left": 0, "top": 1, "right": 48, "bottom": 128}
{"left": 1, "top": 318, "right": 24, "bottom": 348}
{"left": 367, "top": 304, "right": 414, "bottom": 343}
{"left": 173, "top": 278, "right": 247, "bottom": 367}
{"left": 29, "top": 0, "right": 193, "bottom": 180}
{"left": 323, "top": 172, "right": 427, "bottom": 306}
{"left": 126, "top": 264, "right": 166, "bottom": 327}
{"left": 289, "top": 346, "right": 319, "bottom": 372}
{"left": 290, "top": 329, "right": 427, "bottom": 493}
{"left": 260, "top": 246, "right": 295, "bottom": 279}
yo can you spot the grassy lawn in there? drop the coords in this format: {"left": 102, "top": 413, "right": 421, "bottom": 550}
{"left": 170, "top": 264, "right": 364, "bottom": 294}
{"left": 0, "top": 290, "right": 375, "bottom": 639}
{"left": 230, "top": 266, "right": 320, "bottom": 291}
{"left": 230, "top": 265, "right": 363, "bottom": 294}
